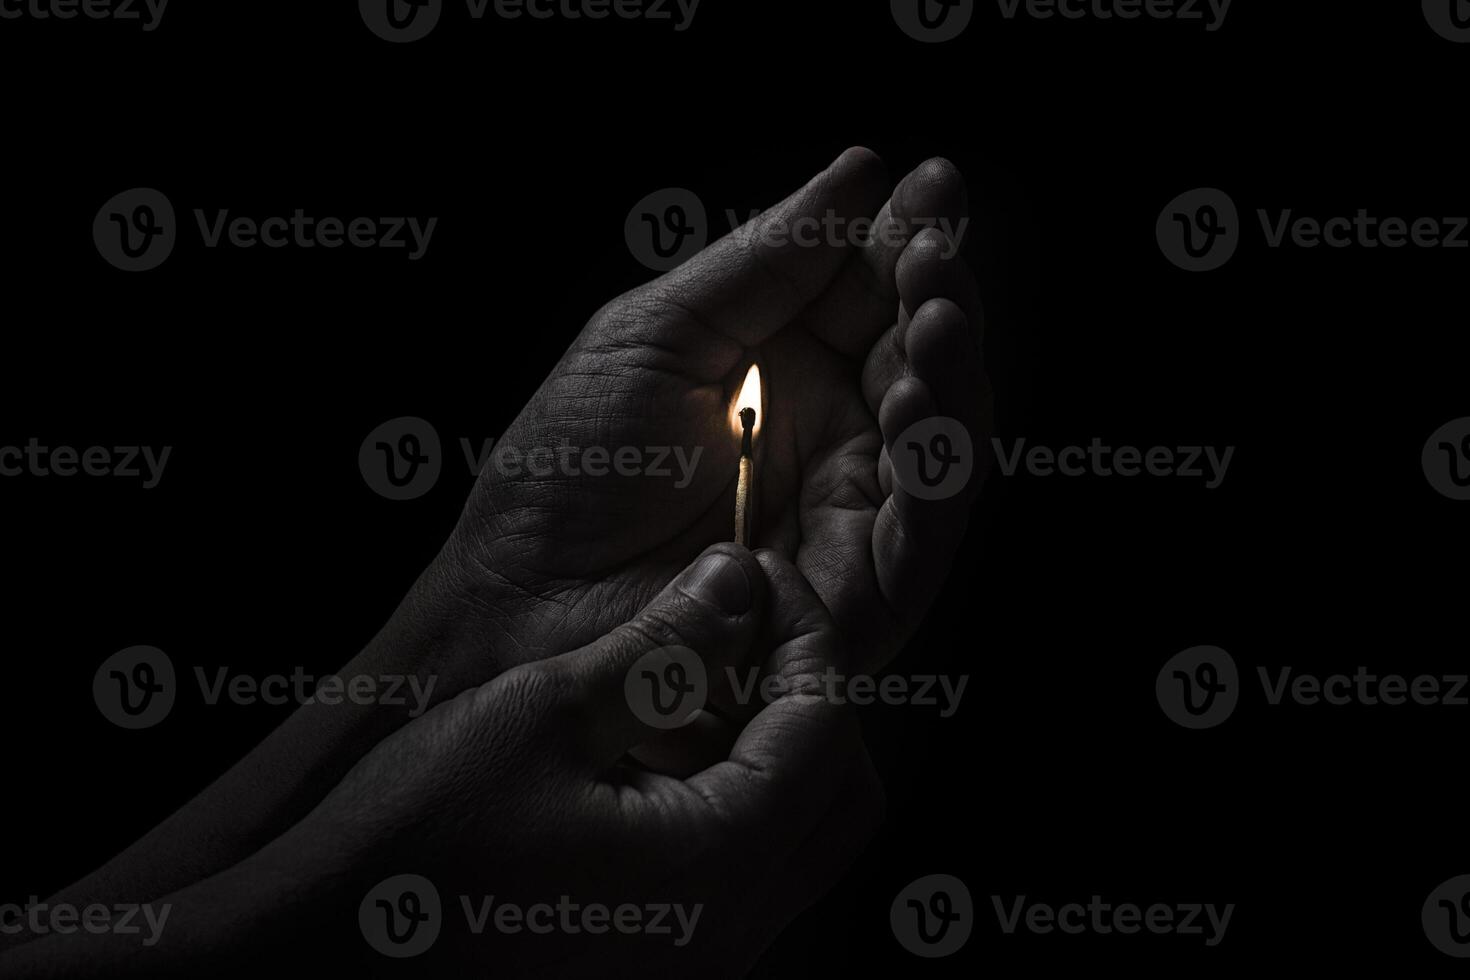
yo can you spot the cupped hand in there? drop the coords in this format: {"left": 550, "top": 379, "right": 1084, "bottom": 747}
{"left": 22, "top": 150, "right": 987, "bottom": 926}
{"left": 309, "top": 546, "right": 883, "bottom": 977}
{"left": 450, "top": 147, "right": 991, "bottom": 680}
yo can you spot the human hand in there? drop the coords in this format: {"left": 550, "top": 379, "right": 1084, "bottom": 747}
{"left": 39, "top": 148, "right": 985, "bottom": 916}
{"left": 449, "top": 147, "right": 991, "bottom": 681}
{"left": 300, "top": 545, "right": 882, "bottom": 976}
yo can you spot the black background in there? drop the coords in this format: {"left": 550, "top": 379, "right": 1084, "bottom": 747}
{"left": 2, "top": 0, "right": 1466, "bottom": 973}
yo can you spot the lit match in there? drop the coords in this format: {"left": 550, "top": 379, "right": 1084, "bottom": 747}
{"left": 733, "top": 363, "right": 761, "bottom": 547}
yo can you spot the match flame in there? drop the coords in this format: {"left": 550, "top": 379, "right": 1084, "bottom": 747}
{"left": 733, "top": 363, "right": 762, "bottom": 437}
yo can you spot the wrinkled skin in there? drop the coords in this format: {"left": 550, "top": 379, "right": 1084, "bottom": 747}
{"left": 0, "top": 550, "right": 884, "bottom": 978}
{"left": 312, "top": 549, "right": 883, "bottom": 978}
{"left": 31, "top": 147, "right": 991, "bottom": 922}
{"left": 447, "top": 147, "right": 991, "bottom": 685}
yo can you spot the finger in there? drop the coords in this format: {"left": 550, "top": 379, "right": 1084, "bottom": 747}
{"left": 869, "top": 296, "right": 985, "bottom": 483}
{"left": 639, "top": 147, "right": 890, "bottom": 352}
{"left": 862, "top": 320, "right": 906, "bottom": 420}
{"left": 864, "top": 206, "right": 981, "bottom": 417}
{"left": 803, "top": 157, "right": 970, "bottom": 358}
{"left": 872, "top": 376, "right": 984, "bottom": 642}
{"left": 685, "top": 692, "right": 858, "bottom": 859}
{"left": 553, "top": 544, "right": 765, "bottom": 765}
{"left": 865, "top": 222, "right": 990, "bottom": 643}
{"left": 905, "top": 298, "right": 988, "bottom": 439}
{"left": 895, "top": 225, "right": 984, "bottom": 338}
{"left": 618, "top": 550, "right": 842, "bottom": 777}
{"left": 752, "top": 549, "right": 837, "bottom": 682}
{"left": 684, "top": 552, "right": 857, "bottom": 855}
{"left": 876, "top": 297, "right": 990, "bottom": 493}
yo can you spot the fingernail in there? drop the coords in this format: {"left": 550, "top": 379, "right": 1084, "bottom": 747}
{"left": 682, "top": 553, "right": 752, "bottom": 615}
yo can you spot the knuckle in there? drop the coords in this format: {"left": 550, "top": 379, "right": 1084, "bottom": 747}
{"left": 487, "top": 658, "right": 579, "bottom": 727}
{"left": 624, "top": 599, "right": 701, "bottom": 651}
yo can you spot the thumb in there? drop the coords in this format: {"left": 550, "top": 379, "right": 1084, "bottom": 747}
{"left": 555, "top": 543, "right": 765, "bottom": 765}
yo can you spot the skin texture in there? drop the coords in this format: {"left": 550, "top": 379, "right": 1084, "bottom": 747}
{"left": 450, "top": 146, "right": 991, "bottom": 682}
{"left": 0, "top": 550, "right": 884, "bottom": 978}
{"left": 17, "top": 148, "right": 989, "bottom": 946}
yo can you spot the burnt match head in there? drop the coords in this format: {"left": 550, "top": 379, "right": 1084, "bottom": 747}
{"left": 739, "top": 407, "right": 756, "bottom": 455}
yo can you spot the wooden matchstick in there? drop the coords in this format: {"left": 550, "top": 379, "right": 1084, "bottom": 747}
{"left": 735, "top": 407, "right": 756, "bottom": 546}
